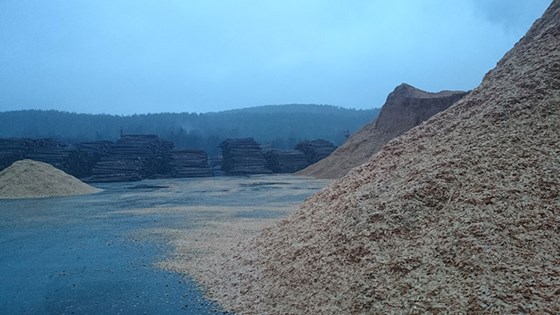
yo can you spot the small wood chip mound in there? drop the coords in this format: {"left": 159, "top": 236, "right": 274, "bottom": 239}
{"left": 0, "top": 159, "right": 100, "bottom": 199}
{"left": 170, "top": 2, "right": 560, "bottom": 314}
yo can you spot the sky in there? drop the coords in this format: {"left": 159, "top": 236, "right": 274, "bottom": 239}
{"left": 0, "top": 0, "right": 552, "bottom": 115}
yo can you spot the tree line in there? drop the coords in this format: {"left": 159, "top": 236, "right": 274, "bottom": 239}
{"left": 0, "top": 104, "right": 379, "bottom": 156}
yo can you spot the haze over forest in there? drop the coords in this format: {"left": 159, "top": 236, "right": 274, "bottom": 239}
{"left": 0, "top": 105, "right": 377, "bottom": 155}
{"left": 0, "top": 0, "right": 551, "bottom": 114}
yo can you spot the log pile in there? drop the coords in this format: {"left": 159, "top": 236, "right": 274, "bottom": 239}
{"left": 69, "top": 141, "right": 114, "bottom": 178}
{"left": 263, "top": 150, "right": 309, "bottom": 173}
{"left": 74, "top": 141, "right": 113, "bottom": 156}
{"left": 170, "top": 149, "right": 213, "bottom": 177}
{"left": 0, "top": 152, "right": 20, "bottom": 171}
{"left": 0, "top": 136, "right": 218, "bottom": 181}
{"left": 220, "top": 138, "right": 272, "bottom": 175}
{"left": 89, "top": 135, "right": 174, "bottom": 182}
{"left": 294, "top": 139, "right": 336, "bottom": 165}
{"left": 1, "top": 135, "right": 322, "bottom": 180}
{"left": 0, "top": 138, "right": 31, "bottom": 170}
{"left": 0, "top": 138, "right": 78, "bottom": 175}
{"left": 26, "top": 141, "right": 73, "bottom": 173}
{"left": 90, "top": 159, "right": 144, "bottom": 182}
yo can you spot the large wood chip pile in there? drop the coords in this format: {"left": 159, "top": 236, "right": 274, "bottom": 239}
{"left": 172, "top": 2, "right": 560, "bottom": 314}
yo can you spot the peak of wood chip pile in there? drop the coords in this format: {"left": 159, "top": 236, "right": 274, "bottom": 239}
{"left": 171, "top": 2, "right": 560, "bottom": 314}
{"left": 297, "top": 84, "right": 467, "bottom": 179}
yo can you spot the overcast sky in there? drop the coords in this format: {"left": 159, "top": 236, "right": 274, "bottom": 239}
{"left": 0, "top": 0, "right": 551, "bottom": 115}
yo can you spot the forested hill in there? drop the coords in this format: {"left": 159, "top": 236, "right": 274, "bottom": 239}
{"left": 0, "top": 105, "right": 379, "bottom": 156}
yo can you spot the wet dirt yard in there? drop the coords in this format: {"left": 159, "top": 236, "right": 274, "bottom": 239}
{"left": 0, "top": 175, "right": 329, "bottom": 314}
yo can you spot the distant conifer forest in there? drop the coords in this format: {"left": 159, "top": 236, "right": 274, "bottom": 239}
{"left": 0, "top": 105, "right": 379, "bottom": 156}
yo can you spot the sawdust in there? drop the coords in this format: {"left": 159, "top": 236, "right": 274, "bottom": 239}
{"left": 158, "top": 218, "right": 281, "bottom": 278}
{"left": 297, "top": 84, "right": 466, "bottom": 179}
{"left": 0, "top": 159, "right": 100, "bottom": 199}
{"left": 133, "top": 177, "right": 331, "bottom": 290}
{"left": 164, "top": 2, "right": 560, "bottom": 314}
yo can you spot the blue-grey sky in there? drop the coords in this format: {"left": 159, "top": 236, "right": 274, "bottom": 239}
{"left": 0, "top": 0, "right": 551, "bottom": 114}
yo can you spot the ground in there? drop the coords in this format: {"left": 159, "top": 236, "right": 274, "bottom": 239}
{"left": 0, "top": 175, "right": 329, "bottom": 314}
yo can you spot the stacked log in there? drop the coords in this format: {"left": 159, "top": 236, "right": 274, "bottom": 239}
{"left": 0, "top": 138, "right": 30, "bottom": 170}
{"left": 74, "top": 141, "right": 113, "bottom": 156}
{"left": 263, "top": 150, "right": 309, "bottom": 173}
{"left": 26, "top": 141, "right": 73, "bottom": 172}
{"left": 1, "top": 136, "right": 337, "bottom": 180}
{"left": 295, "top": 139, "right": 337, "bottom": 164}
{"left": 0, "top": 138, "right": 77, "bottom": 175}
{"left": 0, "top": 152, "right": 22, "bottom": 171}
{"left": 90, "top": 159, "right": 144, "bottom": 182}
{"left": 1, "top": 136, "right": 213, "bottom": 180}
{"left": 0, "top": 138, "right": 35, "bottom": 155}
{"left": 170, "top": 149, "right": 213, "bottom": 177}
{"left": 69, "top": 141, "right": 113, "bottom": 178}
{"left": 220, "top": 138, "right": 272, "bottom": 175}
{"left": 89, "top": 135, "right": 174, "bottom": 182}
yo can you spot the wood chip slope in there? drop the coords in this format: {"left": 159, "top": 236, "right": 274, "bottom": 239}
{"left": 183, "top": 2, "right": 560, "bottom": 314}
{"left": 297, "top": 84, "right": 467, "bottom": 179}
